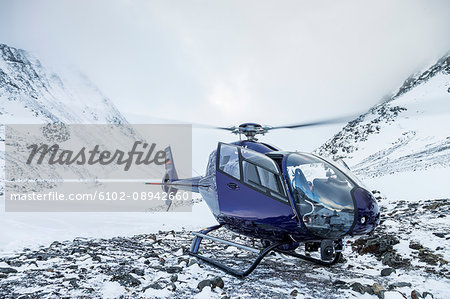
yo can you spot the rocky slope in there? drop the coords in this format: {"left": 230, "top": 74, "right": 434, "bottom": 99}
{"left": 0, "top": 44, "right": 127, "bottom": 124}
{"left": 0, "top": 44, "right": 144, "bottom": 203}
{"left": 315, "top": 54, "right": 450, "bottom": 179}
{"left": 0, "top": 197, "right": 448, "bottom": 298}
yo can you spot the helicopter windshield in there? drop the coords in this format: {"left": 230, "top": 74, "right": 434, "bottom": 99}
{"left": 285, "top": 153, "right": 356, "bottom": 239}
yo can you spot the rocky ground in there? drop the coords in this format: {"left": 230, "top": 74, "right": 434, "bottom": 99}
{"left": 0, "top": 197, "right": 449, "bottom": 299}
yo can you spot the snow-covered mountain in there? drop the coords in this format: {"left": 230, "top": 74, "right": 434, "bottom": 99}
{"left": 0, "top": 45, "right": 173, "bottom": 215}
{"left": 0, "top": 44, "right": 127, "bottom": 124}
{"left": 0, "top": 44, "right": 134, "bottom": 204}
{"left": 316, "top": 53, "right": 450, "bottom": 200}
{"left": 0, "top": 43, "right": 214, "bottom": 251}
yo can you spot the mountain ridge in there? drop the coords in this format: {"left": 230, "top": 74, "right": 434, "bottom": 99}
{"left": 0, "top": 43, "right": 132, "bottom": 201}
{"left": 0, "top": 43, "right": 127, "bottom": 124}
{"left": 315, "top": 52, "right": 450, "bottom": 181}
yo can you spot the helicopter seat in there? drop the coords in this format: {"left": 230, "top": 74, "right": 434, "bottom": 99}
{"left": 293, "top": 169, "right": 315, "bottom": 201}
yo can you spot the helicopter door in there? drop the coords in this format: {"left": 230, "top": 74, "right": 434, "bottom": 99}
{"left": 216, "top": 143, "right": 294, "bottom": 232}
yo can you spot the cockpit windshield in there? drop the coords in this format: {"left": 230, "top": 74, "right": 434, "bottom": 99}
{"left": 285, "top": 153, "right": 356, "bottom": 239}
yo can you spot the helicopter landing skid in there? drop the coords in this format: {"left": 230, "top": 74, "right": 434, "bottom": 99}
{"left": 189, "top": 225, "right": 287, "bottom": 278}
{"left": 275, "top": 242, "right": 343, "bottom": 266}
{"left": 189, "top": 225, "right": 342, "bottom": 278}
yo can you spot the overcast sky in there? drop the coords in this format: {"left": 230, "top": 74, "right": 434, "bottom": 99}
{"left": 1, "top": 0, "right": 449, "bottom": 170}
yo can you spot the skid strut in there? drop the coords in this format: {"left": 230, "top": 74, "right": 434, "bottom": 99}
{"left": 189, "top": 225, "right": 286, "bottom": 278}
{"left": 189, "top": 225, "right": 342, "bottom": 278}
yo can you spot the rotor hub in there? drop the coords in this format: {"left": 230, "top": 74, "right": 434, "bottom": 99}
{"left": 231, "top": 123, "right": 268, "bottom": 140}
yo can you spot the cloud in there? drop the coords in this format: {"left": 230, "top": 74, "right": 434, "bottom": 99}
{"left": 1, "top": 0, "right": 449, "bottom": 139}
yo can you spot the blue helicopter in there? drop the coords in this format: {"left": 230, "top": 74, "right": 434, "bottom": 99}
{"left": 149, "top": 121, "right": 380, "bottom": 278}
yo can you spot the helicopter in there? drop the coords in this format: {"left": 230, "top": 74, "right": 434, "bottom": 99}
{"left": 147, "top": 120, "right": 380, "bottom": 278}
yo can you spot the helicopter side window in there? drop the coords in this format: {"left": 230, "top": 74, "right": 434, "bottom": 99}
{"left": 241, "top": 148, "right": 279, "bottom": 173}
{"left": 218, "top": 144, "right": 240, "bottom": 180}
{"left": 243, "top": 161, "right": 259, "bottom": 185}
{"left": 242, "top": 161, "right": 286, "bottom": 198}
{"left": 242, "top": 161, "right": 265, "bottom": 192}
{"left": 241, "top": 148, "right": 286, "bottom": 199}
{"left": 257, "top": 167, "right": 280, "bottom": 192}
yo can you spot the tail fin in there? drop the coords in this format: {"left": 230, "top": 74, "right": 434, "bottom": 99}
{"left": 164, "top": 146, "right": 178, "bottom": 182}
{"left": 146, "top": 146, "right": 207, "bottom": 194}
{"left": 162, "top": 146, "right": 178, "bottom": 195}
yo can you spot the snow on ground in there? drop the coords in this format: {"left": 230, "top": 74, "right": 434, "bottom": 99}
{"left": 0, "top": 197, "right": 448, "bottom": 298}
{"left": 362, "top": 167, "right": 450, "bottom": 202}
{"left": 0, "top": 200, "right": 217, "bottom": 257}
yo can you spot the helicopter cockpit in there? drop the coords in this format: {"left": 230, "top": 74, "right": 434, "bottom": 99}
{"left": 285, "top": 153, "right": 356, "bottom": 239}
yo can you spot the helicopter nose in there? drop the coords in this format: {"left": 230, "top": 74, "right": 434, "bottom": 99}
{"left": 351, "top": 188, "right": 380, "bottom": 235}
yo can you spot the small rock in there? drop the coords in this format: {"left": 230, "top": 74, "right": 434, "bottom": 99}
{"left": 372, "top": 283, "right": 385, "bottom": 298}
{"left": 50, "top": 241, "right": 62, "bottom": 247}
{"left": 381, "top": 268, "right": 396, "bottom": 276}
{"left": 422, "top": 291, "right": 433, "bottom": 298}
{"left": 350, "top": 282, "right": 366, "bottom": 294}
{"left": 389, "top": 282, "right": 412, "bottom": 289}
{"left": 409, "top": 242, "right": 422, "bottom": 250}
{"left": 333, "top": 280, "right": 347, "bottom": 287}
{"left": 211, "top": 276, "right": 224, "bottom": 289}
{"left": 411, "top": 290, "right": 422, "bottom": 299}
{"left": 178, "top": 257, "right": 189, "bottom": 265}
{"left": 382, "top": 252, "right": 410, "bottom": 268}
{"left": 144, "top": 252, "right": 159, "bottom": 258}
{"left": 432, "top": 232, "right": 446, "bottom": 238}
{"left": 111, "top": 273, "right": 141, "bottom": 287}
{"left": 132, "top": 268, "right": 145, "bottom": 276}
{"left": 170, "top": 274, "right": 178, "bottom": 283}
{"left": 143, "top": 282, "right": 163, "bottom": 291}
{"left": 166, "top": 266, "right": 182, "bottom": 274}
{"left": 290, "top": 289, "right": 298, "bottom": 296}
{"left": 197, "top": 279, "right": 212, "bottom": 291}
{"left": 36, "top": 254, "right": 48, "bottom": 261}
{"left": 0, "top": 267, "right": 18, "bottom": 274}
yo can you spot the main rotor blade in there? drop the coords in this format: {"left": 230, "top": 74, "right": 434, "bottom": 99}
{"left": 192, "top": 123, "right": 235, "bottom": 131}
{"left": 124, "top": 112, "right": 235, "bottom": 131}
{"left": 267, "top": 114, "right": 359, "bottom": 130}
